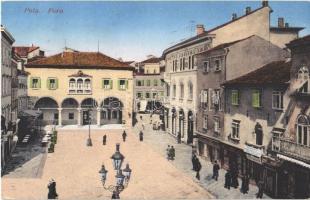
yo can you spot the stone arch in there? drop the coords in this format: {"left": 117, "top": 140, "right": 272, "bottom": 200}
{"left": 61, "top": 98, "right": 79, "bottom": 125}
{"left": 100, "top": 97, "right": 124, "bottom": 125}
{"left": 34, "top": 97, "right": 59, "bottom": 109}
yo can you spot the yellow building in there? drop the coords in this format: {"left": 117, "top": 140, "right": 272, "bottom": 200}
{"left": 25, "top": 49, "right": 134, "bottom": 127}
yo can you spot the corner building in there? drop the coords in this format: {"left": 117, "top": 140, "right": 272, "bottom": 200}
{"left": 25, "top": 49, "right": 134, "bottom": 127}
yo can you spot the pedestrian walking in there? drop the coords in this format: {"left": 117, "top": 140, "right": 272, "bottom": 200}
{"left": 140, "top": 115, "right": 143, "bottom": 121}
{"left": 166, "top": 145, "right": 171, "bottom": 160}
{"left": 150, "top": 119, "right": 153, "bottom": 125}
{"left": 47, "top": 179, "right": 58, "bottom": 199}
{"left": 212, "top": 160, "right": 220, "bottom": 181}
{"left": 224, "top": 170, "right": 231, "bottom": 190}
{"left": 192, "top": 154, "right": 197, "bottom": 170}
{"left": 240, "top": 175, "right": 249, "bottom": 194}
{"left": 170, "top": 146, "right": 175, "bottom": 160}
{"left": 195, "top": 157, "right": 202, "bottom": 180}
{"left": 102, "top": 135, "right": 107, "bottom": 145}
{"left": 177, "top": 132, "right": 181, "bottom": 144}
{"left": 139, "top": 131, "right": 143, "bottom": 141}
{"left": 122, "top": 130, "right": 127, "bottom": 142}
{"left": 256, "top": 180, "right": 264, "bottom": 198}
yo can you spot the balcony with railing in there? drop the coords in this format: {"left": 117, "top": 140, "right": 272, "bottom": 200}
{"left": 272, "top": 136, "right": 310, "bottom": 162}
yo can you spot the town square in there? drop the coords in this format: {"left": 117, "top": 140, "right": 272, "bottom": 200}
{"left": 1, "top": 1, "right": 310, "bottom": 199}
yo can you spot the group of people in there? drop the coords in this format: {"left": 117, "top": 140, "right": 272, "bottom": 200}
{"left": 192, "top": 154, "right": 202, "bottom": 180}
{"left": 166, "top": 145, "right": 175, "bottom": 160}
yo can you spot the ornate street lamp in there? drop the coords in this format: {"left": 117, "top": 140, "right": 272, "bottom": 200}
{"left": 99, "top": 143, "right": 132, "bottom": 199}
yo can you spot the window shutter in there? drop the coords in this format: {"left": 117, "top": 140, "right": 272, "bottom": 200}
{"left": 125, "top": 80, "right": 128, "bottom": 89}
{"left": 38, "top": 78, "right": 41, "bottom": 88}
{"left": 110, "top": 80, "right": 113, "bottom": 89}
{"left": 252, "top": 90, "right": 260, "bottom": 107}
{"left": 55, "top": 79, "right": 58, "bottom": 89}
{"left": 118, "top": 80, "right": 120, "bottom": 90}
{"left": 47, "top": 79, "right": 50, "bottom": 89}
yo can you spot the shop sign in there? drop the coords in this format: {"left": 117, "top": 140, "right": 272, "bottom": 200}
{"left": 246, "top": 154, "right": 262, "bottom": 164}
{"left": 244, "top": 144, "right": 263, "bottom": 158}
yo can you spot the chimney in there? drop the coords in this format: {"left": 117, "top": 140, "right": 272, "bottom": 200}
{"left": 278, "top": 17, "right": 284, "bottom": 28}
{"left": 285, "top": 23, "right": 289, "bottom": 28}
{"left": 196, "top": 24, "right": 205, "bottom": 36}
{"left": 245, "top": 7, "right": 251, "bottom": 15}
{"left": 262, "top": 0, "right": 268, "bottom": 7}
{"left": 231, "top": 13, "right": 237, "bottom": 21}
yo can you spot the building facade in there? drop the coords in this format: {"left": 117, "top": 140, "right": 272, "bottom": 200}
{"left": 1, "top": 25, "right": 18, "bottom": 171}
{"left": 268, "top": 35, "right": 310, "bottom": 198}
{"left": 134, "top": 56, "right": 165, "bottom": 112}
{"left": 25, "top": 49, "right": 134, "bottom": 128}
{"left": 195, "top": 36, "right": 287, "bottom": 168}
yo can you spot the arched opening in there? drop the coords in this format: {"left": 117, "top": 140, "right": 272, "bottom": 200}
{"left": 296, "top": 115, "right": 309, "bottom": 146}
{"left": 100, "top": 97, "right": 123, "bottom": 125}
{"left": 81, "top": 98, "right": 98, "bottom": 125}
{"left": 171, "top": 107, "right": 176, "bottom": 135}
{"left": 255, "top": 123, "right": 263, "bottom": 145}
{"left": 61, "top": 98, "right": 79, "bottom": 125}
{"left": 179, "top": 109, "right": 184, "bottom": 138}
{"left": 84, "top": 78, "right": 91, "bottom": 93}
{"left": 77, "top": 78, "right": 83, "bottom": 93}
{"left": 34, "top": 97, "right": 59, "bottom": 125}
{"left": 187, "top": 110, "right": 194, "bottom": 144}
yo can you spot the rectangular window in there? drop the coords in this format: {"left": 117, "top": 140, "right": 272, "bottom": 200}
{"left": 203, "top": 61, "right": 209, "bottom": 73}
{"left": 136, "top": 92, "right": 142, "bottom": 99}
{"left": 145, "top": 92, "right": 150, "bottom": 98}
{"left": 153, "top": 79, "right": 158, "bottom": 86}
{"left": 212, "top": 89, "right": 221, "bottom": 111}
{"left": 103, "top": 79, "right": 112, "bottom": 89}
{"left": 215, "top": 59, "right": 222, "bottom": 71}
{"left": 231, "top": 90, "right": 239, "bottom": 106}
{"left": 69, "top": 113, "right": 74, "bottom": 120}
{"left": 48, "top": 78, "right": 57, "bottom": 89}
{"left": 146, "top": 80, "right": 151, "bottom": 86}
{"left": 252, "top": 89, "right": 262, "bottom": 108}
{"left": 272, "top": 91, "right": 283, "bottom": 110}
{"left": 153, "top": 93, "right": 157, "bottom": 98}
{"left": 200, "top": 89, "right": 208, "bottom": 108}
{"left": 119, "top": 79, "right": 127, "bottom": 90}
{"left": 180, "top": 84, "right": 184, "bottom": 99}
{"left": 203, "top": 115, "right": 208, "bottom": 130}
{"left": 31, "top": 77, "right": 40, "bottom": 89}
{"left": 232, "top": 120, "right": 240, "bottom": 139}
{"left": 54, "top": 113, "right": 59, "bottom": 120}
{"left": 214, "top": 117, "right": 220, "bottom": 133}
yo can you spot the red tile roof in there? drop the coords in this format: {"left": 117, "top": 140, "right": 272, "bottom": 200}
{"left": 25, "top": 51, "right": 133, "bottom": 70}
{"left": 141, "top": 57, "right": 162, "bottom": 64}
{"left": 222, "top": 60, "right": 291, "bottom": 85}
{"left": 13, "top": 46, "right": 39, "bottom": 57}
{"left": 286, "top": 35, "right": 310, "bottom": 48}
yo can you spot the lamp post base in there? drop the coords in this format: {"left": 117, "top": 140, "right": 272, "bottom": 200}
{"left": 86, "top": 138, "right": 92, "bottom": 146}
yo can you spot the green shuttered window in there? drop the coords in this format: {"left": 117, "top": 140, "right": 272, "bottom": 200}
{"left": 118, "top": 79, "right": 128, "bottom": 90}
{"left": 30, "top": 77, "right": 41, "bottom": 89}
{"left": 47, "top": 78, "right": 58, "bottom": 90}
{"left": 252, "top": 89, "right": 261, "bottom": 108}
{"left": 231, "top": 90, "right": 239, "bottom": 105}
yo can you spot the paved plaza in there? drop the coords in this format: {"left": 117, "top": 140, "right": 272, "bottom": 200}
{"left": 133, "top": 114, "right": 271, "bottom": 199}
{"left": 2, "top": 126, "right": 212, "bottom": 199}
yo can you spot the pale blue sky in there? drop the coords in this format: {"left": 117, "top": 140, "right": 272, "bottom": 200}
{"left": 2, "top": 1, "right": 310, "bottom": 61}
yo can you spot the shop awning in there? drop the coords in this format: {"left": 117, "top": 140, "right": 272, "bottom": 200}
{"left": 277, "top": 154, "right": 310, "bottom": 169}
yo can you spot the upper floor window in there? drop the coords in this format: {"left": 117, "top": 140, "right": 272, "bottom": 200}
{"left": 214, "top": 117, "right": 220, "bottom": 133}
{"left": 180, "top": 58, "right": 183, "bottom": 71}
{"left": 118, "top": 79, "right": 128, "bottom": 90}
{"left": 214, "top": 59, "right": 222, "bottom": 71}
{"left": 152, "top": 92, "right": 157, "bottom": 98}
{"left": 192, "top": 56, "right": 195, "bottom": 69}
{"left": 296, "top": 115, "right": 310, "bottom": 146}
{"left": 231, "top": 90, "right": 239, "bottom": 106}
{"left": 180, "top": 83, "right": 184, "bottom": 99}
{"left": 298, "top": 65, "right": 309, "bottom": 93}
{"left": 153, "top": 79, "right": 158, "bottom": 86}
{"left": 77, "top": 79, "right": 83, "bottom": 90}
{"left": 145, "top": 92, "right": 150, "bottom": 98}
{"left": 203, "top": 61, "right": 209, "bottom": 73}
{"left": 182, "top": 58, "right": 186, "bottom": 70}
{"left": 252, "top": 89, "right": 262, "bottom": 108}
{"left": 272, "top": 91, "right": 283, "bottom": 110}
{"left": 203, "top": 115, "right": 208, "bottom": 130}
{"left": 188, "top": 56, "right": 191, "bottom": 69}
{"left": 30, "top": 77, "right": 41, "bottom": 89}
{"left": 47, "top": 78, "right": 58, "bottom": 90}
{"left": 136, "top": 80, "right": 144, "bottom": 87}
{"left": 146, "top": 80, "right": 151, "bottom": 86}
{"left": 231, "top": 120, "right": 240, "bottom": 139}
{"left": 212, "top": 89, "right": 221, "bottom": 111}
{"left": 69, "top": 79, "right": 75, "bottom": 89}
{"left": 84, "top": 79, "right": 91, "bottom": 90}
{"left": 136, "top": 92, "right": 143, "bottom": 99}
{"left": 188, "top": 82, "right": 193, "bottom": 100}
{"left": 200, "top": 89, "right": 208, "bottom": 109}
{"left": 172, "top": 84, "right": 176, "bottom": 98}
{"left": 103, "top": 79, "right": 113, "bottom": 89}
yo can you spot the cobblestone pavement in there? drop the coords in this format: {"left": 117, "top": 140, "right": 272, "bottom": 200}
{"left": 2, "top": 127, "right": 213, "bottom": 199}
{"left": 133, "top": 114, "right": 271, "bottom": 199}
